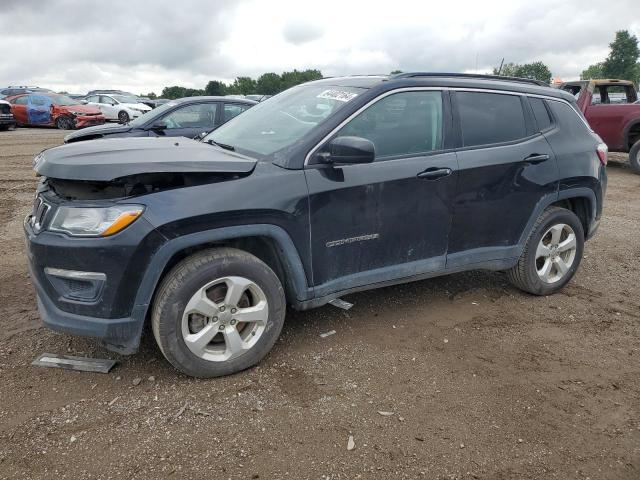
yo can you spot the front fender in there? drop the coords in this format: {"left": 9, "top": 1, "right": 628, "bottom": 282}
{"left": 132, "top": 223, "right": 311, "bottom": 318}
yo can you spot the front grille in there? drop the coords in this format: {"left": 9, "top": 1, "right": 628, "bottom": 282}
{"left": 31, "top": 196, "right": 51, "bottom": 233}
{"left": 0, "top": 104, "right": 10, "bottom": 115}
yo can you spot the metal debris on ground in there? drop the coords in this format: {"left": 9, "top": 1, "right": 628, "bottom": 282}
{"left": 377, "top": 411, "right": 394, "bottom": 416}
{"left": 347, "top": 435, "right": 355, "bottom": 451}
{"left": 329, "top": 298, "right": 353, "bottom": 310}
{"left": 31, "top": 353, "right": 117, "bottom": 373}
{"left": 319, "top": 330, "right": 336, "bottom": 338}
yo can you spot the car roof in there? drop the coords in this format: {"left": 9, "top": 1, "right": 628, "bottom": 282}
{"left": 305, "top": 73, "right": 572, "bottom": 100}
{"left": 169, "top": 96, "right": 257, "bottom": 105}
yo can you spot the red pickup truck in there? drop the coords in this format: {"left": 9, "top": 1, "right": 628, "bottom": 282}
{"left": 560, "top": 79, "right": 640, "bottom": 173}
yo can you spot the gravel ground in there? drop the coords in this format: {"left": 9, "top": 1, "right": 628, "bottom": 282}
{"left": 0, "top": 128, "right": 639, "bottom": 480}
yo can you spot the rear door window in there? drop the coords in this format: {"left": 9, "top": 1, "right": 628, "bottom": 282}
{"left": 529, "top": 97, "right": 553, "bottom": 131}
{"left": 456, "top": 92, "right": 527, "bottom": 147}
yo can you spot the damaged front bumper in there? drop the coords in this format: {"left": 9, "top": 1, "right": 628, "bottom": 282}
{"left": 73, "top": 114, "right": 105, "bottom": 128}
{"left": 24, "top": 198, "right": 166, "bottom": 354}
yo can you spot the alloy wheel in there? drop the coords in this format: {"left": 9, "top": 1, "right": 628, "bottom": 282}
{"left": 180, "top": 276, "right": 269, "bottom": 362}
{"left": 535, "top": 223, "right": 577, "bottom": 284}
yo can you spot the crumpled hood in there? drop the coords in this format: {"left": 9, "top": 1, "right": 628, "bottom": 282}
{"left": 35, "top": 137, "right": 258, "bottom": 181}
{"left": 64, "top": 122, "right": 132, "bottom": 141}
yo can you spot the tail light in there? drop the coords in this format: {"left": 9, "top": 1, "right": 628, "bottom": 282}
{"left": 596, "top": 142, "right": 608, "bottom": 166}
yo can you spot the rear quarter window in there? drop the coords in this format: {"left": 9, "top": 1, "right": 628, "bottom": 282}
{"left": 546, "top": 101, "right": 593, "bottom": 142}
{"left": 457, "top": 92, "right": 527, "bottom": 147}
{"left": 529, "top": 97, "right": 553, "bottom": 132}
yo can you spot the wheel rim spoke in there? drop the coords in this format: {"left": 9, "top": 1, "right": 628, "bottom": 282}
{"left": 184, "top": 323, "right": 218, "bottom": 354}
{"left": 234, "top": 300, "right": 268, "bottom": 325}
{"left": 536, "top": 242, "right": 551, "bottom": 259}
{"left": 557, "top": 234, "right": 576, "bottom": 253}
{"left": 538, "top": 258, "right": 553, "bottom": 281}
{"left": 184, "top": 289, "right": 219, "bottom": 317}
{"left": 550, "top": 224, "right": 563, "bottom": 244}
{"left": 223, "top": 326, "right": 247, "bottom": 359}
{"left": 224, "top": 276, "right": 254, "bottom": 306}
{"left": 553, "top": 257, "right": 569, "bottom": 276}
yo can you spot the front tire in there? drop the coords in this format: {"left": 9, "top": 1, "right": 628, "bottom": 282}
{"left": 629, "top": 140, "right": 640, "bottom": 174}
{"left": 118, "top": 110, "right": 130, "bottom": 123}
{"left": 507, "top": 207, "right": 584, "bottom": 295}
{"left": 151, "top": 248, "right": 286, "bottom": 378}
{"left": 55, "top": 116, "right": 74, "bottom": 130}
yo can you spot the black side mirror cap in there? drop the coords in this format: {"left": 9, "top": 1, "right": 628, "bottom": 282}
{"left": 150, "top": 122, "right": 167, "bottom": 131}
{"left": 322, "top": 136, "right": 375, "bottom": 165}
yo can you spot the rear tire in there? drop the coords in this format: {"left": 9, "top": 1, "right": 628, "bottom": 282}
{"left": 151, "top": 248, "right": 286, "bottom": 378}
{"left": 629, "top": 140, "right": 640, "bottom": 174}
{"left": 118, "top": 111, "right": 130, "bottom": 123}
{"left": 507, "top": 207, "right": 584, "bottom": 295}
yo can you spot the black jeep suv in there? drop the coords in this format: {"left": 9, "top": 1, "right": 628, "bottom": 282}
{"left": 25, "top": 73, "right": 607, "bottom": 377}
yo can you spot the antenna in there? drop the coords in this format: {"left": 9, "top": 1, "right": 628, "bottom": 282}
{"left": 497, "top": 58, "right": 505, "bottom": 75}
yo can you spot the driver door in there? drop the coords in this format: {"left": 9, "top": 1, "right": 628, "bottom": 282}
{"left": 304, "top": 90, "right": 458, "bottom": 294}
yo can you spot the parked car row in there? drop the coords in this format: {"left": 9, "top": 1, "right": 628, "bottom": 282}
{"left": 0, "top": 90, "right": 256, "bottom": 134}
{"left": 64, "top": 96, "right": 255, "bottom": 142}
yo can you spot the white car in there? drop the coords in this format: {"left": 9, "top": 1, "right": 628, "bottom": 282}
{"left": 84, "top": 94, "right": 152, "bottom": 123}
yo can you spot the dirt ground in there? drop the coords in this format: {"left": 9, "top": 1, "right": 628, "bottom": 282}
{"left": 0, "top": 128, "right": 638, "bottom": 480}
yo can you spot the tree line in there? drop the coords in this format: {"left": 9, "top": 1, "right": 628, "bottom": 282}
{"left": 141, "top": 30, "right": 639, "bottom": 100}
{"left": 489, "top": 30, "right": 639, "bottom": 86}
{"left": 150, "top": 69, "right": 323, "bottom": 100}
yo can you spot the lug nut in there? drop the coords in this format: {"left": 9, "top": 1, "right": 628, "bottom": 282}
{"left": 230, "top": 319, "right": 237, "bottom": 325}
{"left": 219, "top": 325, "right": 225, "bottom": 331}
{"left": 219, "top": 306, "right": 226, "bottom": 312}
{"left": 213, "top": 316, "right": 218, "bottom": 322}
{"left": 231, "top": 308, "right": 237, "bottom": 314}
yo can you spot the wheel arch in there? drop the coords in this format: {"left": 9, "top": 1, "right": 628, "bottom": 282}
{"left": 623, "top": 119, "right": 640, "bottom": 151}
{"left": 518, "top": 189, "right": 597, "bottom": 249}
{"left": 132, "top": 225, "right": 311, "bottom": 326}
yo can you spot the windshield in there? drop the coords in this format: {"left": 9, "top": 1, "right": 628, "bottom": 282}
{"left": 204, "top": 85, "right": 364, "bottom": 156}
{"left": 112, "top": 94, "right": 141, "bottom": 104}
{"left": 50, "top": 94, "right": 81, "bottom": 106}
{"left": 129, "top": 100, "right": 178, "bottom": 127}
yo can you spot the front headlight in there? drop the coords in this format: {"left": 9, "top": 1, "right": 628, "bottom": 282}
{"left": 49, "top": 205, "right": 144, "bottom": 237}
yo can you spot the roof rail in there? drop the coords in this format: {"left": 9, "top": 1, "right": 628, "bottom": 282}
{"left": 392, "top": 72, "right": 549, "bottom": 87}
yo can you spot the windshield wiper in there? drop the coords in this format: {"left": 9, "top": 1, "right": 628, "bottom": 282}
{"left": 206, "top": 139, "right": 235, "bottom": 151}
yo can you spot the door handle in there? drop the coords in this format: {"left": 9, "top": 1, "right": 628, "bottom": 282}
{"left": 417, "top": 167, "right": 452, "bottom": 180}
{"left": 523, "top": 154, "right": 550, "bottom": 164}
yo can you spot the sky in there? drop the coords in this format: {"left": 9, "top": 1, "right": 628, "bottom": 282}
{"left": 1, "top": 0, "right": 639, "bottom": 95}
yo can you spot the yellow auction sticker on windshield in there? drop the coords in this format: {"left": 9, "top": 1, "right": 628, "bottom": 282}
{"left": 316, "top": 89, "right": 359, "bottom": 102}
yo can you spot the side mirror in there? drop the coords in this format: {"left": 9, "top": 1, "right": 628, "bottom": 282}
{"left": 320, "top": 136, "right": 375, "bottom": 165}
